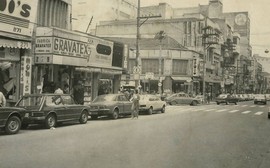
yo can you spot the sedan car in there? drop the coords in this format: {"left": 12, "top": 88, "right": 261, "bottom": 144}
{"left": 254, "top": 94, "right": 267, "bottom": 105}
{"left": 0, "top": 107, "right": 27, "bottom": 135}
{"left": 216, "top": 94, "right": 238, "bottom": 105}
{"left": 89, "top": 94, "right": 133, "bottom": 119}
{"left": 139, "top": 94, "right": 166, "bottom": 115}
{"left": 16, "top": 94, "right": 89, "bottom": 129}
{"left": 165, "top": 92, "right": 200, "bottom": 106}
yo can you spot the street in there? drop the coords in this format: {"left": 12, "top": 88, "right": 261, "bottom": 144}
{"left": 1, "top": 101, "right": 270, "bottom": 168}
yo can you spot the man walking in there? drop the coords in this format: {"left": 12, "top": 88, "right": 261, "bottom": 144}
{"left": 130, "top": 89, "right": 140, "bottom": 119}
{"left": 0, "top": 91, "right": 6, "bottom": 107}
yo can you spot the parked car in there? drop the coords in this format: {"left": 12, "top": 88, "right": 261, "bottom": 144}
{"left": 265, "top": 94, "right": 270, "bottom": 101}
{"left": 0, "top": 107, "right": 27, "bottom": 135}
{"left": 235, "top": 94, "right": 245, "bottom": 102}
{"left": 17, "top": 94, "right": 89, "bottom": 129}
{"left": 165, "top": 92, "right": 200, "bottom": 106}
{"left": 216, "top": 94, "right": 238, "bottom": 105}
{"left": 89, "top": 94, "right": 133, "bottom": 119}
{"left": 139, "top": 94, "right": 166, "bottom": 115}
{"left": 254, "top": 94, "right": 267, "bottom": 105}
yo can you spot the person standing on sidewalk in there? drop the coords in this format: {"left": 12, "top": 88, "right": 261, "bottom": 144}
{"left": 0, "top": 91, "right": 6, "bottom": 107}
{"left": 206, "top": 92, "right": 211, "bottom": 104}
{"left": 130, "top": 89, "right": 140, "bottom": 119}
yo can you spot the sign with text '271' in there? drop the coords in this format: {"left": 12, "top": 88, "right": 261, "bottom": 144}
{"left": 0, "top": 0, "right": 38, "bottom": 37}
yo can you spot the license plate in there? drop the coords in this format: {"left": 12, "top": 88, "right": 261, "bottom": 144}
{"left": 24, "top": 113, "right": 29, "bottom": 117}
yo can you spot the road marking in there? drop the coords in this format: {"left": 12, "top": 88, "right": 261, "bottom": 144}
{"left": 242, "top": 111, "right": 251, "bottom": 114}
{"left": 205, "top": 109, "right": 216, "bottom": 112}
{"left": 250, "top": 105, "right": 256, "bottom": 107}
{"left": 229, "top": 110, "right": 239, "bottom": 113}
{"left": 259, "top": 106, "right": 265, "bottom": 108}
{"left": 254, "top": 112, "right": 264, "bottom": 115}
{"left": 241, "top": 105, "right": 248, "bottom": 107}
{"left": 216, "top": 109, "right": 227, "bottom": 112}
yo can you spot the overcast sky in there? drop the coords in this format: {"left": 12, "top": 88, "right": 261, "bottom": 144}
{"left": 141, "top": 0, "right": 270, "bottom": 56}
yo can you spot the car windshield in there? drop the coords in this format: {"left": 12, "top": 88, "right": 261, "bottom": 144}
{"left": 93, "top": 95, "right": 116, "bottom": 103}
{"left": 16, "top": 96, "right": 43, "bottom": 107}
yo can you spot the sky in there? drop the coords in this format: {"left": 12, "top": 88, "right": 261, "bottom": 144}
{"left": 141, "top": 0, "right": 270, "bottom": 57}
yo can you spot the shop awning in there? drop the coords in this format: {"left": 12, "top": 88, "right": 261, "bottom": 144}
{"left": 75, "top": 67, "right": 122, "bottom": 75}
{"left": 171, "top": 76, "right": 192, "bottom": 82}
{"left": 0, "top": 39, "right": 31, "bottom": 49}
{"left": 75, "top": 67, "right": 101, "bottom": 73}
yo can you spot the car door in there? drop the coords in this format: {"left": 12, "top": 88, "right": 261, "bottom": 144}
{"left": 61, "top": 95, "right": 81, "bottom": 120}
{"left": 116, "top": 95, "right": 125, "bottom": 114}
{"left": 121, "top": 95, "right": 133, "bottom": 114}
{"left": 45, "top": 95, "right": 67, "bottom": 121}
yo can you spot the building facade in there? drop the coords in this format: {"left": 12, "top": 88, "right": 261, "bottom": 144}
{"left": 0, "top": 0, "right": 39, "bottom": 106}
{"left": 72, "top": 0, "right": 137, "bottom": 33}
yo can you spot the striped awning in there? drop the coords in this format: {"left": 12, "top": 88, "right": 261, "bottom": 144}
{"left": 0, "top": 39, "right": 31, "bottom": 49}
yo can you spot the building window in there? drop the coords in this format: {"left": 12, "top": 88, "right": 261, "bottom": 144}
{"left": 172, "top": 60, "right": 188, "bottom": 75}
{"left": 141, "top": 59, "right": 162, "bottom": 74}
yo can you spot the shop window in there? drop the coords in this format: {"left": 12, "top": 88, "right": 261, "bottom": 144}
{"left": 0, "top": 62, "right": 18, "bottom": 101}
{"left": 0, "top": 47, "right": 4, "bottom": 58}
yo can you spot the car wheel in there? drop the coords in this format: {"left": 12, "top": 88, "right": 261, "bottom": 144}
{"left": 21, "top": 123, "right": 29, "bottom": 129}
{"left": 268, "top": 112, "right": 270, "bottom": 119}
{"left": 161, "top": 106, "right": 165, "bottom": 113}
{"left": 148, "top": 107, "right": 153, "bottom": 115}
{"left": 45, "top": 114, "right": 56, "bottom": 129}
{"left": 235, "top": 102, "right": 237, "bottom": 105}
{"left": 217, "top": 102, "right": 220, "bottom": 105}
{"left": 226, "top": 101, "right": 228, "bottom": 105}
{"left": 170, "top": 101, "right": 177, "bottom": 105}
{"left": 191, "top": 101, "right": 197, "bottom": 106}
{"left": 111, "top": 109, "right": 119, "bottom": 119}
{"left": 79, "top": 110, "right": 88, "bottom": 124}
{"left": 5, "top": 116, "right": 21, "bottom": 135}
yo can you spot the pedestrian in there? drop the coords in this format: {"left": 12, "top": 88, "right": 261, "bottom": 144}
{"left": 207, "top": 92, "right": 211, "bottom": 104}
{"left": 63, "top": 83, "right": 70, "bottom": 94}
{"left": 73, "top": 81, "right": 84, "bottom": 105}
{"left": 0, "top": 91, "right": 6, "bottom": 107}
{"left": 54, "top": 84, "right": 64, "bottom": 94}
{"left": 130, "top": 89, "right": 140, "bottom": 119}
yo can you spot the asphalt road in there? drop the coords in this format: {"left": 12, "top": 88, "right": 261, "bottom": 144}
{"left": 1, "top": 101, "right": 270, "bottom": 168}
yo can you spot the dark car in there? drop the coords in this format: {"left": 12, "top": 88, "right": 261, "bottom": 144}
{"left": 216, "top": 94, "right": 238, "bottom": 105}
{"left": 16, "top": 94, "right": 89, "bottom": 129}
{"left": 0, "top": 107, "right": 27, "bottom": 135}
{"left": 89, "top": 94, "right": 133, "bottom": 119}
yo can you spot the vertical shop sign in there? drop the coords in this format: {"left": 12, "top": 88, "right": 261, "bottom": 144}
{"left": 21, "top": 56, "right": 32, "bottom": 95}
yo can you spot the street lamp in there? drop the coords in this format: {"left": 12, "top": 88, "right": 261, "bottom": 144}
{"left": 155, "top": 30, "right": 166, "bottom": 95}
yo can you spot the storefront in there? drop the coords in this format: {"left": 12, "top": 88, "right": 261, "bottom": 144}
{"left": 0, "top": 0, "right": 38, "bottom": 106}
{"left": 34, "top": 27, "right": 123, "bottom": 103}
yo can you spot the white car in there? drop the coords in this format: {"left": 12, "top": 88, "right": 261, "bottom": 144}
{"left": 139, "top": 94, "right": 166, "bottom": 115}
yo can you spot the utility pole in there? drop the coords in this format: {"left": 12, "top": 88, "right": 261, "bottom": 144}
{"left": 134, "top": 0, "right": 161, "bottom": 90}
{"left": 86, "top": 16, "right": 93, "bottom": 34}
{"left": 135, "top": 0, "right": 140, "bottom": 89}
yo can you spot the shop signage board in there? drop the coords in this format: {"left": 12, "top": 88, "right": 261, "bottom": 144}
{"left": 35, "top": 28, "right": 114, "bottom": 68}
{"left": 0, "top": 0, "right": 38, "bottom": 37}
{"left": 20, "top": 56, "right": 32, "bottom": 95}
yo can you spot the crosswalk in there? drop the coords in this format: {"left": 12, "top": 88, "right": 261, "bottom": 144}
{"left": 166, "top": 104, "right": 268, "bottom": 117}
